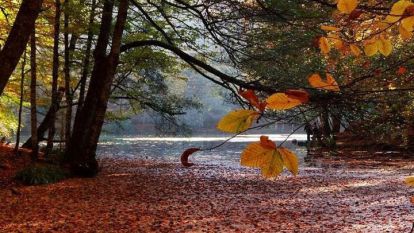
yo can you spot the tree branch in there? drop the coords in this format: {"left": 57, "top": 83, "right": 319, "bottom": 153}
{"left": 120, "top": 40, "right": 278, "bottom": 93}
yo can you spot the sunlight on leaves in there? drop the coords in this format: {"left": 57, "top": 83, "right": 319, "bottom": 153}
{"left": 241, "top": 136, "right": 299, "bottom": 178}
{"left": 337, "top": 0, "right": 359, "bottom": 14}
{"left": 278, "top": 147, "right": 299, "bottom": 176}
{"left": 321, "top": 25, "right": 340, "bottom": 31}
{"left": 266, "top": 93, "right": 303, "bottom": 110}
{"left": 319, "top": 37, "right": 330, "bottom": 54}
{"left": 377, "top": 38, "right": 392, "bottom": 56}
{"left": 308, "top": 73, "right": 340, "bottom": 92}
{"left": 385, "top": 0, "right": 414, "bottom": 23}
{"left": 350, "top": 44, "right": 362, "bottom": 57}
{"left": 399, "top": 23, "right": 413, "bottom": 40}
{"left": 217, "top": 109, "right": 259, "bottom": 133}
{"left": 401, "top": 15, "right": 414, "bottom": 32}
{"left": 364, "top": 40, "right": 379, "bottom": 56}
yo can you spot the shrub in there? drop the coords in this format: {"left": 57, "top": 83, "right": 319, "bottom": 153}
{"left": 15, "top": 163, "right": 68, "bottom": 185}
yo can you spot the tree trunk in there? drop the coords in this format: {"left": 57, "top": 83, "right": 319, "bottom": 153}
{"left": 46, "top": 0, "right": 62, "bottom": 153}
{"left": 64, "top": 0, "right": 72, "bottom": 147}
{"left": 320, "top": 107, "right": 331, "bottom": 139}
{"left": 0, "top": 0, "right": 43, "bottom": 95}
{"left": 23, "top": 88, "right": 65, "bottom": 148}
{"left": 76, "top": 0, "right": 96, "bottom": 114}
{"left": 30, "top": 30, "right": 39, "bottom": 161}
{"left": 407, "top": 123, "right": 414, "bottom": 151}
{"left": 66, "top": 0, "right": 129, "bottom": 177}
{"left": 14, "top": 50, "right": 27, "bottom": 155}
{"left": 331, "top": 115, "right": 341, "bottom": 134}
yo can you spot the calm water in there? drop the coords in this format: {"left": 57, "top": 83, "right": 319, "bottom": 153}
{"left": 97, "top": 134, "right": 308, "bottom": 167}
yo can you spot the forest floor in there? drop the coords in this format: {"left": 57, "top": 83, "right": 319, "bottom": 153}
{"left": 1, "top": 153, "right": 414, "bottom": 232}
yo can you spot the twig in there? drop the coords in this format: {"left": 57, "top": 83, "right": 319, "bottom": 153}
{"left": 279, "top": 123, "right": 306, "bottom": 147}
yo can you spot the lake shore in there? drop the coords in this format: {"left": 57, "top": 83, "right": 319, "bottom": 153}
{"left": 1, "top": 157, "right": 414, "bottom": 232}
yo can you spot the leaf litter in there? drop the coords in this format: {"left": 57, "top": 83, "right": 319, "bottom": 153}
{"left": 0, "top": 156, "right": 413, "bottom": 232}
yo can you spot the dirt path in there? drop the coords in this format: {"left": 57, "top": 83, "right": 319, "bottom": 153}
{"left": 1, "top": 158, "right": 414, "bottom": 232}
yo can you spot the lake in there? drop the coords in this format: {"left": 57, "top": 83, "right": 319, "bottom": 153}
{"left": 97, "top": 134, "right": 308, "bottom": 167}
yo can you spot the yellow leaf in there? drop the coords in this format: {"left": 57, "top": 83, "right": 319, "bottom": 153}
{"left": 321, "top": 25, "right": 340, "bottom": 31}
{"left": 385, "top": 0, "right": 414, "bottom": 23}
{"left": 402, "top": 16, "right": 414, "bottom": 32}
{"left": 376, "top": 22, "right": 389, "bottom": 30}
{"left": 240, "top": 138, "right": 294, "bottom": 178}
{"left": 405, "top": 176, "right": 414, "bottom": 186}
{"left": 399, "top": 23, "right": 413, "bottom": 39}
{"left": 241, "top": 142, "right": 274, "bottom": 168}
{"left": 350, "top": 44, "right": 362, "bottom": 57}
{"left": 217, "top": 109, "right": 258, "bottom": 133}
{"left": 364, "top": 40, "right": 379, "bottom": 56}
{"left": 378, "top": 38, "right": 392, "bottom": 56}
{"left": 266, "top": 93, "right": 303, "bottom": 110}
{"left": 308, "top": 73, "right": 340, "bottom": 92}
{"left": 328, "top": 34, "right": 344, "bottom": 50}
{"left": 278, "top": 147, "right": 299, "bottom": 176}
{"left": 260, "top": 151, "right": 284, "bottom": 178}
{"left": 337, "top": 0, "right": 359, "bottom": 14}
{"left": 319, "top": 37, "right": 330, "bottom": 54}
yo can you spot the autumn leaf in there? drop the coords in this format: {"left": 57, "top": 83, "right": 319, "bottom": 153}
{"left": 217, "top": 109, "right": 259, "bottom": 133}
{"left": 241, "top": 137, "right": 299, "bottom": 178}
{"left": 399, "top": 23, "right": 413, "bottom": 40}
{"left": 240, "top": 142, "right": 275, "bottom": 168}
{"left": 240, "top": 141, "right": 283, "bottom": 178}
{"left": 350, "top": 44, "right": 362, "bottom": 57}
{"left": 284, "top": 89, "right": 310, "bottom": 103}
{"left": 278, "top": 147, "right": 299, "bottom": 176}
{"left": 180, "top": 148, "right": 200, "bottom": 167}
{"left": 260, "top": 153, "right": 284, "bottom": 178}
{"left": 401, "top": 15, "right": 414, "bottom": 32}
{"left": 337, "top": 0, "right": 359, "bottom": 14}
{"left": 319, "top": 37, "right": 330, "bottom": 54}
{"left": 266, "top": 93, "right": 303, "bottom": 110}
{"left": 385, "top": 0, "right": 414, "bottom": 23}
{"left": 321, "top": 25, "right": 340, "bottom": 31}
{"left": 377, "top": 38, "right": 392, "bottom": 56}
{"left": 239, "top": 89, "right": 267, "bottom": 112}
{"left": 260, "top": 135, "right": 276, "bottom": 150}
{"left": 328, "top": 33, "right": 344, "bottom": 50}
{"left": 364, "top": 40, "right": 379, "bottom": 56}
{"left": 308, "top": 73, "right": 340, "bottom": 92}
{"left": 397, "top": 66, "right": 407, "bottom": 75}
{"left": 405, "top": 176, "right": 414, "bottom": 186}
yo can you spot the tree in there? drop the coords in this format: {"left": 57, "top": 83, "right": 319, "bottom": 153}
{"left": 14, "top": 50, "right": 27, "bottom": 155}
{"left": 30, "top": 29, "right": 39, "bottom": 161}
{"left": 0, "top": 0, "right": 43, "bottom": 95}
{"left": 67, "top": 0, "right": 129, "bottom": 176}
{"left": 46, "top": 0, "right": 62, "bottom": 153}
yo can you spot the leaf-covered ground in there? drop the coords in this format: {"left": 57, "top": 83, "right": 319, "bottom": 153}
{"left": 1, "top": 157, "right": 414, "bottom": 232}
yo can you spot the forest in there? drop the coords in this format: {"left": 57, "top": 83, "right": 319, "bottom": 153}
{"left": 1, "top": 0, "right": 414, "bottom": 232}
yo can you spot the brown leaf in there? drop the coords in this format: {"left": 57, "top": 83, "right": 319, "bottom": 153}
{"left": 180, "top": 148, "right": 200, "bottom": 167}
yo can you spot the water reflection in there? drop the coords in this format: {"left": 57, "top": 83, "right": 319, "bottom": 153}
{"left": 97, "top": 134, "right": 308, "bottom": 167}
